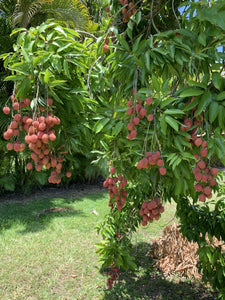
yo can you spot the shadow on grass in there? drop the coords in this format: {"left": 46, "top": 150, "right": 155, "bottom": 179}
{"left": 103, "top": 242, "right": 217, "bottom": 300}
{"left": 0, "top": 191, "right": 106, "bottom": 234}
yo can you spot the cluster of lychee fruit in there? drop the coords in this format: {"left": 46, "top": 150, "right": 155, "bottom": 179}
{"left": 136, "top": 150, "right": 166, "bottom": 175}
{"left": 3, "top": 94, "right": 72, "bottom": 184}
{"left": 193, "top": 157, "right": 218, "bottom": 202}
{"left": 107, "top": 265, "right": 120, "bottom": 290}
{"left": 139, "top": 198, "right": 164, "bottom": 226}
{"left": 119, "top": 0, "right": 137, "bottom": 23}
{"left": 103, "top": 167, "right": 128, "bottom": 210}
{"left": 126, "top": 96, "right": 154, "bottom": 140}
{"left": 179, "top": 102, "right": 218, "bottom": 202}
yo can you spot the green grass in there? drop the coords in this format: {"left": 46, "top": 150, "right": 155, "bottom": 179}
{"left": 0, "top": 191, "right": 216, "bottom": 300}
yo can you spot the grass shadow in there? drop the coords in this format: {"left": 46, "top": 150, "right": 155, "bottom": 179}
{"left": 0, "top": 190, "right": 107, "bottom": 234}
{"left": 0, "top": 197, "right": 84, "bottom": 234}
{"left": 103, "top": 242, "right": 217, "bottom": 300}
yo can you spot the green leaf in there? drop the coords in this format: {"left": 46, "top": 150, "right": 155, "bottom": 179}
{"left": 174, "top": 136, "right": 183, "bottom": 152}
{"left": 198, "top": 32, "right": 206, "bottom": 46}
{"left": 54, "top": 26, "right": 67, "bottom": 37}
{"left": 133, "top": 55, "right": 144, "bottom": 67}
{"left": 218, "top": 106, "right": 225, "bottom": 128}
{"left": 167, "top": 153, "right": 178, "bottom": 164}
{"left": 49, "top": 80, "right": 67, "bottom": 87}
{"left": 49, "top": 88, "right": 64, "bottom": 104}
{"left": 63, "top": 60, "right": 71, "bottom": 79}
{"left": 33, "top": 53, "right": 52, "bottom": 66}
{"left": 165, "top": 109, "right": 184, "bottom": 115}
{"left": 172, "top": 157, "right": 182, "bottom": 170}
{"left": 184, "top": 96, "right": 200, "bottom": 111}
{"left": 4, "top": 75, "right": 25, "bottom": 81}
{"left": 35, "top": 172, "right": 47, "bottom": 185}
{"left": 133, "top": 35, "right": 142, "bottom": 53}
{"left": 182, "top": 152, "right": 195, "bottom": 160}
{"left": 100, "top": 140, "right": 109, "bottom": 151}
{"left": 44, "top": 69, "right": 51, "bottom": 84}
{"left": 21, "top": 48, "right": 32, "bottom": 63}
{"left": 144, "top": 51, "right": 150, "bottom": 72}
{"left": 112, "top": 121, "right": 124, "bottom": 136}
{"left": 179, "top": 162, "right": 190, "bottom": 179}
{"left": 151, "top": 76, "right": 160, "bottom": 92}
{"left": 9, "top": 62, "right": 31, "bottom": 75}
{"left": 160, "top": 97, "right": 176, "bottom": 109}
{"left": 174, "top": 178, "right": 183, "bottom": 195}
{"left": 179, "top": 88, "right": 204, "bottom": 97}
{"left": 194, "top": 91, "right": 212, "bottom": 116}
{"left": 165, "top": 116, "right": 179, "bottom": 131}
{"left": 57, "top": 43, "right": 72, "bottom": 53}
{"left": 16, "top": 78, "right": 31, "bottom": 96}
{"left": 136, "top": 11, "right": 142, "bottom": 25}
{"left": 176, "top": 136, "right": 191, "bottom": 148}
{"left": 160, "top": 116, "right": 167, "bottom": 135}
{"left": 216, "top": 92, "right": 225, "bottom": 101}
{"left": 209, "top": 102, "right": 219, "bottom": 123}
{"left": 153, "top": 48, "right": 167, "bottom": 56}
{"left": 64, "top": 28, "right": 80, "bottom": 37}
{"left": 116, "top": 34, "right": 130, "bottom": 52}
{"left": 212, "top": 72, "right": 222, "bottom": 90}
{"left": 186, "top": 80, "right": 207, "bottom": 89}
{"left": 0, "top": 177, "right": 15, "bottom": 191}
{"left": 94, "top": 118, "right": 110, "bottom": 133}
{"left": 10, "top": 28, "right": 27, "bottom": 36}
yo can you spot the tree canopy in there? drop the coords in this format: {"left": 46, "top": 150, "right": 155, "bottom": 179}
{"left": 0, "top": 0, "right": 225, "bottom": 297}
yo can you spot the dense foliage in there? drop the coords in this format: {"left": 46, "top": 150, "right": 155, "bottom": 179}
{"left": 0, "top": 0, "right": 225, "bottom": 297}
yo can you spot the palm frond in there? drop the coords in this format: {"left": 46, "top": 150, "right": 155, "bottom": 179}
{"left": 11, "top": 0, "right": 90, "bottom": 29}
{"left": 41, "top": 0, "right": 89, "bottom": 30}
{"left": 12, "top": 1, "right": 42, "bottom": 28}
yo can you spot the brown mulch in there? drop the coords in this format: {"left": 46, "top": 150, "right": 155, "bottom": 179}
{"left": 148, "top": 223, "right": 225, "bottom": 281}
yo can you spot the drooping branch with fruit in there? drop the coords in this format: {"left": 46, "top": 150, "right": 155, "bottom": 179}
{"left": 94, "top": 0, "right": 225, "bottom": 295}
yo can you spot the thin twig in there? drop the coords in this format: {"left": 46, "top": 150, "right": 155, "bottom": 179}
{"left": 153, "top": 107, "right": 162, "bottom": 154}
{"left": 33, "top": 79, "right": 39, "bottom": 119}
{"left": 172, "top": 0, "right": 181, "bottom": 30}
{"left": 87, "top": 56, "right": 102, "bottom": 98}
{"left": 151, "top": 0, "right": 160, "bottom": 34}
{"left": 76, "top": 30, "right": 97, "bottom": 41}
{"left": 142, "top": 121, "right": 151, "bottom": 156}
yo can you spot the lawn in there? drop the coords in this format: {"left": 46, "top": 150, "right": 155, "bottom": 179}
{"left": 0, "top": 187, "right": 217, "bottom": 299}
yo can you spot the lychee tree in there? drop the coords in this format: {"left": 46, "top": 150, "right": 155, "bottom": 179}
{"left": 1, "top": 0, "right": 225, "bottom": 296}
{"left": 93, "top": 0, "right": 225, "bottom": 296}
{"left": 0, "top": 20, "right": 99, "bottom": 188}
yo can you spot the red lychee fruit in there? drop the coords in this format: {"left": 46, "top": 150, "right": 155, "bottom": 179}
{"left": 199, "top": 194, "right": 206, "bottom": 202}
{"left": 127, "top": 100, "right": 133, "bottom": 107}
{"left": 147, "top": 114, "right": 154, "bottom": 122}
{"left": 3, "top": 106, "right": 10, "bottom": 114}
{"left": 210, "top": 168, "right": 218, "bottom": 176}
{"left": 110, "top": 167, "right": 116, "bottom": 174}
{"left": 103, "top": 44, "right": 109, "bottom": 53}
{"left": 200, "top": 148, "right": 207, "bottom": 157}
{"left": 159, "top": 167, "right": 166, "bottom": 175}
{"left": 146, "top": 97, "right": 153, "bottom": 105}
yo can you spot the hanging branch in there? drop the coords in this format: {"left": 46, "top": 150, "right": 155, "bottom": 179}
{"left": 75, "top": 30, "right": 97, "bottom": 41}
{"left": 151, "top": 0, "right": 160, "bottom": 34}
{"left": 142, "top": 121, "right": 151, "bottom": 156}
{"left": 87, "top": 56, "right": 102, "bottom": 99}
{"left": 172, "top": 0, "right": 181, "bottom": 30}
{"left": 33, "top": 79, "right": 40, "bottom": 120}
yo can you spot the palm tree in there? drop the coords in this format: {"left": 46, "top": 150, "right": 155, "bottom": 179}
{"left": 12, "top": 0, "right": 90, "bottom": 29}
